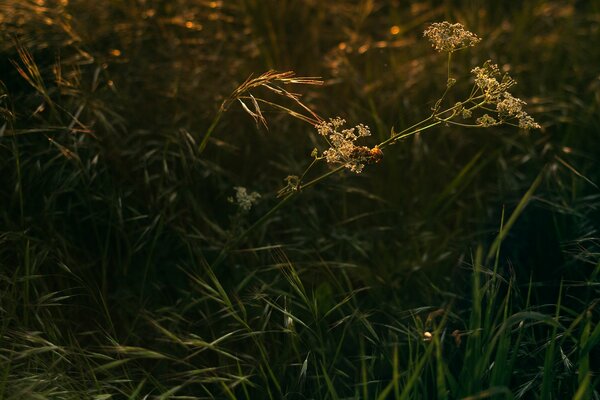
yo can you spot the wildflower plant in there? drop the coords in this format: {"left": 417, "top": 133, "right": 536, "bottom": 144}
{"left": 212, "top": 22, "right": 541, "bottom": 267}
{"left": 228, "top": 186, "right": 261, "bottom": 212}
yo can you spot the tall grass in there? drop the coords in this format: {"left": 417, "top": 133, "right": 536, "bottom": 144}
{"left": 1, "top": 0, "right": 599, "bottom": 398}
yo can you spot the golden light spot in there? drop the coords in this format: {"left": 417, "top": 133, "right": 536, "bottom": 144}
{"left": 358, "top": 44, "right": 369, "bottom": 54}
{"left": 185, "top": 21, "right": 194, "bottom": 28}
{"left": 410, "top": 3, "right": 429, "bottom": 15}
{"left": 338, "top": 42, "right": 347, "bottom": 51}
{"left": 390, "top": 25, "right": 400, "bottom": 35}
{"left": 110, "top": 49, "right": 121, "bottom": 57}
{"left": 209, "top": 1, "right": 219, "bottom": 8}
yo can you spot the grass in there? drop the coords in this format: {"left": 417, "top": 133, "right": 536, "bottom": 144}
{"left": 1, "top": 0, "right": 599, "bottom": 398}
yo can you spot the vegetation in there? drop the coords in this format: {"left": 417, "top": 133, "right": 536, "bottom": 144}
{"left": 1, "top": 1, "right": 599, "bottom": 398}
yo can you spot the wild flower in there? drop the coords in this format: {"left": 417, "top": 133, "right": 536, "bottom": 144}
{"left": 497, "top": 92, "right": 541, "bottom": 129}
{"left": 518, "top": 114, "right": 541, "bottom": 130}
{"left": 229, "top": 186, "right": 261, "bottom": 211}
{"left": 211, "top": 20, "right": 542, "bottom": 270}
{"left": 496, "top": 91, "right": 527, "bottom": 117}
{"left": 476, "top": 114, "right": 498, "bottom": 127}
{"left": 471, "top": 61, "right": 516, "bottom": 99}
{"left": 423, "top": 22, "right": 481, "bottom": 52}
{"left": 469, "top": 61, "right": 541, "bottom": 130}
{"left": 316, "top": 117, "right": 380, "bottom": 173}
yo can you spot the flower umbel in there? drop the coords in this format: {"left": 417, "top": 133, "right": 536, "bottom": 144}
{"left": 423, "top": 22, "right": 481, "bottom": 52}
{"left": 476, "top": 114, "right": 498, "bottom": 127}
{"left": 229, "top": 186, "right": 261, "bottom": 211}
{"left": 471, "top": 61, "right": 516, "bottom": 100}
{"left": 317, "top": 117, "right": 380, "bottom": 173}
{"left": 468, "top": 61, "right": 541, "bottom": 130}
{"left": 496, "top": 92, "right": 541, "bottom": 129}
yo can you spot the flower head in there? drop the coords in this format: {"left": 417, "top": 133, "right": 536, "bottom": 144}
{"left": 230, "top": 186, "right": 261, "bottom": 211}
{"left": 518, "top": 114, "right": 541, "bottom": 130}
{"left": 476, "top": 114, "right": 498, "bottom": 127}
{"left": 317, "top": 117, "right": 380, "bottom": 173}
{"left": 469, "top": 61, "right": 541, "bottom": 131}
{"left": 424, "top": 22, "right": 481, "bottom": 52}
{"left": 496, "top": 92, "right": 527, "bottom": 118}
{"left": 471, "top": 61, "right": 516, "bottom": 99}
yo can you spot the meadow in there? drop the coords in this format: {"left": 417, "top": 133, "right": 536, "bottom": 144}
{"left": 1, "top": 0, "right": 599, "bottom": 398}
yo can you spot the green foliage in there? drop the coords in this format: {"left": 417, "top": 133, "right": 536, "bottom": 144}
{"left": 1, "top": 0, "right": 599, "bottom": 398}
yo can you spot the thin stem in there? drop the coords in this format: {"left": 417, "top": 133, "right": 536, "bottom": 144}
{"left": 379, "top": 120, "right": 443, "bottom": 148}
{"left": 431, "top": 52, "right": 454, "bottom": 115}
{"left": 211, "top": 192, "right": 297, "bottom": 269}
{"left": 299, "top": 157, "right": 323, "bottom": 183}
{"left": 443, "top": 120, "right": 485, "bottom": 128}
{"left": 299, "top": 165, "right": 345, "bottom": 191}
{"left": 390, "top": 115, "right": 434, "bottom": 142}
{"left": 211, "top": 162, "right": 348, "bottom": 269}
{"left": 199, "top": 105, "right": 226, "bottom": 153}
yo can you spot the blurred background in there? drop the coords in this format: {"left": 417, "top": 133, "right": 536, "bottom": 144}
{"left": 1, "top": 0, "right": 599, "bottom": 398}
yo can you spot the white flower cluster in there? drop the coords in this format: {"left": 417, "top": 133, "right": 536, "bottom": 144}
{"left": 230, "top": 186, "right": 261, "bottom": 211}
{"left": 316, "top": 117, "right": 372, "bottom": 173}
